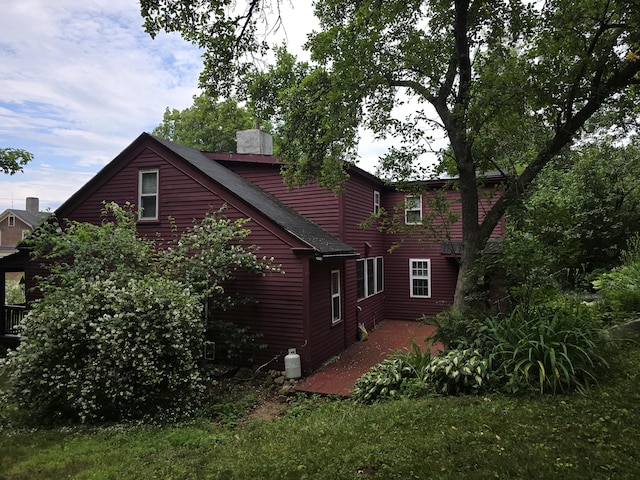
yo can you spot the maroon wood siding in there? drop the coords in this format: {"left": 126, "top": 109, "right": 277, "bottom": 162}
{"left": 217, "top": 160, "right": 343, "bottom": 239}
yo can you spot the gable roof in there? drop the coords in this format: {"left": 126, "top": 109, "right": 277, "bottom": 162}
{"left": 150, "top": 134, "right": 357, "bottom": 259}
{"left": 0, "top": 209, "right": 51, "bottom": 229}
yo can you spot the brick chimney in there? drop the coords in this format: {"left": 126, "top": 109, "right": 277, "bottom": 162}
{"left": 26, "top": 197, "right": 39, "bottom": 212}
{"left": 236, "top": 129, "right": 273, "bottom": 155}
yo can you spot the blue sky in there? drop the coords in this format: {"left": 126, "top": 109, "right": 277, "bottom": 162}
{"left": 0, "top": 0, "right": 208, "bottom": 212}
{"left": 0, "top": 0, "right": 403, "bottom": 214}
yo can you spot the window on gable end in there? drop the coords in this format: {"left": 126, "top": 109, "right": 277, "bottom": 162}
{"left": 139, "top": 169, "right": 159, "bottom": 221}
{"left": 8, "top": 214, "right": 15, "bottom": 227}
{"left": 405, "top": 195, "right": 422, "bottom": 225}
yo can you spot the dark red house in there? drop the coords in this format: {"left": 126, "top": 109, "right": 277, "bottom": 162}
{"left": 0, "top": 131, "right": 504, "bottom": 373}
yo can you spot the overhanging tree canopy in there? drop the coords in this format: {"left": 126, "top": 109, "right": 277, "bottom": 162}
{"left": 141, "top": 0, "right": 640, "bottom": 310}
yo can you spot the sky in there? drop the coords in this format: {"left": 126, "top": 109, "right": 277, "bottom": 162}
{"left": 0, "top": 0, "right": 388, "bottom": 213}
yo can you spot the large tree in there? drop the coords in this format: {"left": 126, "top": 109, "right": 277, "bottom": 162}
{"left": 141, "top": 0, "right": 640, "bottom": 311}
{"left": 153, "top": 95, "right": 259, "bottom": 152}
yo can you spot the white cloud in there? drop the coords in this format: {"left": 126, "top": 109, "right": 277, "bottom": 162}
{"left": 0, "top": 0, "right": 203, "bottom": 211}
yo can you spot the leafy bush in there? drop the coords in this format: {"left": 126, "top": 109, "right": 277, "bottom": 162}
{"left": 2, "top": 275, "right": 207, "bottom": 423}
{"left": 593, "top": 235, "right": 640, "bottom": 323}
{"left": 425, "top": 310, "right": 492, "bottom": 350}
{"left": 486, "top": 303, "right": 608, "bottom": 394}
{"left": 2, "top": 203, "right": 277, "bottom": 423}
{"left": 424, "top": 348, "right": 490, "bottom": 395}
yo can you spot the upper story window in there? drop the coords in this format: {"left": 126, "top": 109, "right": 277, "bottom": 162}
{"left": 8, "top": 214, "right": 15, "bottom": 227}
{"left": 139, "top": 169, "right": 159, "bottom": 221}
{"left": 405, "top": 195, "right": 422, "bottom": 224}
{"left": 373, "top": 191, "right": 381, "bottom": 214}
{"left": 410, "top": 259, "right": 431, "bottom": 298}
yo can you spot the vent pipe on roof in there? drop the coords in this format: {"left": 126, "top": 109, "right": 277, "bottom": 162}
{"left": 236, "top": 129, "right": 273, "bottom": 155}
{"left": 26, "top": 197, "right": 39, "bottom": 212}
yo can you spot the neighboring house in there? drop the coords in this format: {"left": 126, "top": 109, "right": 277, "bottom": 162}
{"left": 0, "top": 198, "right": 51, "bottom": 344}
{"left": 0, "top": 198, "right": 48, "bottom": 258}
{"left": 0, "top": 131, "right": 505, "bottom": 373}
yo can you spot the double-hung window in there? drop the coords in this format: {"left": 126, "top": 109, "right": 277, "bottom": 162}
{"left": 331, "top": 270, "right": 341, "bottom": 324}
{"left": 357, "top": 256, "right": 384, "bottom": 300}
{"left": 373, "top": 191, "right": 381, "bottom": 214}
{"left": 405, "top": 195, "right": 422, "bottom": 225}
{"left": 409, "top": 259, "right": 431, "bottom": 298}
{"left": 8, "top": 214, "right": 15, "bottom": 227}
{"left": 139, "top": 169, "right": 158, "bottom": 221}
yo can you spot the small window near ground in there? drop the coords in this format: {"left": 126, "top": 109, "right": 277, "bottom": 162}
{"left": 410, "top": 259, "right": 431, "bottom": 298}
{"left": 331, "top": 270, "right": 341, "bottom": 324}
{"left": 405, "top": 195, "right": 422, "bottom": 224}
{"left": 139, "top": 170, "right": 159, "bottom": 221}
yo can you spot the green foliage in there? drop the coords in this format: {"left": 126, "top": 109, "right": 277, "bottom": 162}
{"left": 504, "top": 142, "right": 640, "bottom": 297}
{"left": 351, "top": 341, "right": 431, "bottom": 403}
{"left": 4, "top": 275, "right": 25, "bottom": 305}
{"left": 207, "top": 320, "right": 266, "bottom": 364}
{"left": 1, "top": 202, "right": 277, "bottom": 423}
{"left": 593, "top": 235, "right": 640, "bottom": 322}
{"left": 3, "top": 275, "right": 206, "bottom": 423}
{"left": 486, "top": 303, "right": 609, "bottom": 394}
{"left": 424, "top": 348, "right": 490, "bottom": 395}
{"left": 0, "top": 147, "right": 33, "bottom": 175}
{"left": 152, "top": 95, "right": 263, "bottom": 152}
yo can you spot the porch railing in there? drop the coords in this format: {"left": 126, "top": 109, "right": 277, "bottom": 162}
{"left": 2, "top": 305, "right": 26, "bottom": 335}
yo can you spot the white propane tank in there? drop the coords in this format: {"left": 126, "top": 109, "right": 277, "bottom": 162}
{"left": 284, "top": 348, "right": 301, "bottom": 379}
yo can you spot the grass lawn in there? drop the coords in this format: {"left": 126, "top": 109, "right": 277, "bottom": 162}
{"left": 1, "top": 346, "right": 639, "bottom": 480}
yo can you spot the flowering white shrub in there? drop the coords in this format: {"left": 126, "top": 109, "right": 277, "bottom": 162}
{"left": 2, "top": 202, "right": 277, "bottom": 423}
{"left": 4, "top": 275, "right": 206, "bottom": 422}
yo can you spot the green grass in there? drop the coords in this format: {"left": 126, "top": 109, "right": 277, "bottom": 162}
{"left": 2, "top": 346, "right": 640, "bottom": 480}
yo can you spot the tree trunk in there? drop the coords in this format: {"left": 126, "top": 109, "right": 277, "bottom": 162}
{"left": 452, "top": 158, "right": 481, "bottom": 313}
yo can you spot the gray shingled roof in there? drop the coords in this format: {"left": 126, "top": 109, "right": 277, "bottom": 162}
{"left": 151, "top": 134, "right": 357, "bottom": 258}
{"left": 0, "top": 209, "right": 51, "bottom": 229}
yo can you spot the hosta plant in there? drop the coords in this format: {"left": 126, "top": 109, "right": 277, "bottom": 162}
{"left": 424, "top": 348, "right": 490, "bottom": 395}
{"left": 352, "top": 341, "right": 431, "bottom": 403}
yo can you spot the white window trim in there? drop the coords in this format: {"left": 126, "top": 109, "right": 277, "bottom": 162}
{"left": 373, "top": 190, "right": 381, "bottom": 214}
{"left": 405, "top": 195, "right": 422, "bottom": 225}
{"left": 138, "top": 169, "right": 159, "bottom": 221}
{"left": 22, "top": 229, "right": 30, "bottom": 240}
{"left": 331, "top": 270, "right": 341, "bottom": 324}
{"left": 8, "top": 214, "right": 15, "bottom": 227}
{"left": 357, "top": 256, "right": 384, "bottom": 301}
{"left": 409, "top": 258, "right": 431, "bottom": 298}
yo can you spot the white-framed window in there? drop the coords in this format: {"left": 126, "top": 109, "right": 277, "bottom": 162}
{"left": 410, "top": 259, "right": 431, "bottom": 298}
{"left": 331, "top": 270, "right": 341, "bottom": 324}
{"left": 139, "top": 169, "right": 159, "bottom": 221}
{"left": 373, "top": 190, "right": 381, "bottom": 214}
{"left": 21, "top": 229, "right": 30, "bottom": 240}
{"left": 8, "top": 214, "right": 15, "bottom": 227}
{"left": 357, "top": 256, "right": 384, "bottom": 300}
{"left": 405, "top": 195, "right": 422, "bottom": 224}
